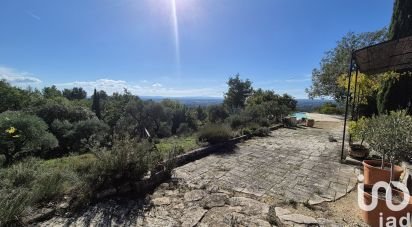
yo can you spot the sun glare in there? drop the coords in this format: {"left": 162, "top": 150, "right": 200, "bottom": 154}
{"left": 171, "top": 0, "right": 181, "bottom": 73}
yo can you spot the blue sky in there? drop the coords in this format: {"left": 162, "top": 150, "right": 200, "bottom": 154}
{"left": 0, "top": 0, "right": 393, "bottom": 98}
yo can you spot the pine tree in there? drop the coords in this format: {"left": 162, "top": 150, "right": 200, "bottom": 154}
{"left": 92, "top": 89, "right": 101, "bottom": 119}
{"left": 389, "top": 0, "right": 412, "bottom": 40}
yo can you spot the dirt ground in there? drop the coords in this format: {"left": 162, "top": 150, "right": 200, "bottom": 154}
{"left": 273, "top": 187, "right": 368, "bottom": 226}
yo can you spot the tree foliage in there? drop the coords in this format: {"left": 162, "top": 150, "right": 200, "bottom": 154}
{"left": 62, "top": 87, "right": 87, "bottom": 100}
{"left": 224, "top": 74, "right": 253, "bottom": 110}
{"left": 337, "top": 72, "right": 380, "bottom": 106}
{"left": 389, "top": 0, "right": 412, "bottom": 40}
{"left": 306, "top": 29, "right": 388, "bottom": 101}
{"left": 0, "top": 111, "right": 58, "bottom": 164}
{"left": 91, "top": 89, "right": 101, "bottom": 119}
{"left": 364, "top": 110, "right": 412, "bottom": 164}
{"left": 377, "top": 72, "right": 412, "bottom": 114}
{"left": 42, "top": 85, "right": 62, "bottom": 99}
{"left": 246, "top": 89, "right": 296, "bottom": 122}
{"left": 0, "top": 80, "right": 31, "bottom": 113}
{"left": 207, "top": 105, "right": 229, "bottom": 123}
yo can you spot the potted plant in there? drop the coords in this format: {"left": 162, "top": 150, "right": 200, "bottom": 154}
{"left": 362, "top": 110, "right": 412, "bottom": 185}
{"left": 306, "top": 119, "right": 315, "bottom": 127}
{"left": 360, "top": 183, "right": 412, "bottom": 226}
{"left": 348, "top": 117, "right": 370, "bottom": 159}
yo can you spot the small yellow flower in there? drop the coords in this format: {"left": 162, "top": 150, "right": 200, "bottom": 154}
{"left": 5, "top": 127, "right": 17, "bottom": 134}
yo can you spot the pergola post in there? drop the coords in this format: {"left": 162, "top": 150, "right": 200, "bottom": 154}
{"left": 341, "top": 53, "right": 354, "bottom": 161}
{"left": 351, "top": 69, "right": 359, "bottom": 121}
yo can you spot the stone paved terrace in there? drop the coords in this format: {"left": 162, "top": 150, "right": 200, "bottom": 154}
{"left": 175, "top": 122, "right": 359, "bottom": 204}
{"left": 39, "top": 120, "right": 362, "bottom": 226}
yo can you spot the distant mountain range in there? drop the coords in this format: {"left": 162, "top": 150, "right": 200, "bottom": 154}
{"left": 140, "top": 96, "right": 333, "bottom": 110}
{"left": 140, "top": 96, "right": 223, "bottom": 106}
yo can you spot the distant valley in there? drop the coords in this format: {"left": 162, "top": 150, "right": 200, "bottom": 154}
{"left": 140, "top": 96, "right": 332, "bottom": 111}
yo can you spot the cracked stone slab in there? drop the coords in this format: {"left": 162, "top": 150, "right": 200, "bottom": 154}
{"left": 180, "top": 207, "right": 207, "bottom": 227}
{"left": 274, "top": 207, "right": 337, "bottom": 227}
{"left": 201, "top": 193, "right": 229, "bottom": 208}
{"left": 184, "top": 190, "right": 207, "bottom": 202}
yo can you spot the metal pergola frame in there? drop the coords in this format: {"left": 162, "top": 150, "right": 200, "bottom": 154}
{"left": 340, "top": 35, "right": 412, "bottom": 161}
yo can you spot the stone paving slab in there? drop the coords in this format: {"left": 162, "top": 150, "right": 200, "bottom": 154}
{"left": 175, "top": 125, "right": 359, "bottom": 204}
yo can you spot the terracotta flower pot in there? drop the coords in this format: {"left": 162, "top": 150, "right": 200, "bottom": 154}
{"left": 363, "top": 160, "right": 403, "bottom": 185}
{"left": 360, "top": 184, "right": 412, "bottom": 227}
{"left": 306, "top": 119, "right": 315, "bottom": 127}
{"left": 348, "top": 144, "right": 369, "bottom": 159}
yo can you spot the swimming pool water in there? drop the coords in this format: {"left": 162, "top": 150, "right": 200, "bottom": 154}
{"left": 291, "top": 112, "right": 308, "bottom": 120}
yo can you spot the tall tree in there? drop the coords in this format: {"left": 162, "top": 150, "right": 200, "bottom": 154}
{"left": 306, "top": 29, "right": 387, "bottom": 102}
{"left": 91, "top": 89, "right": 101, "bottom": 119}
{"left": 0, "top": 80, "right": 31, "bottom": 112}
{"left": 224, "top": 74, "right": 253, "bottom": 110}
{"left": 63, "top": 87, "right": 87, "bottom": 100}
{"left": 389, "top": 0, "right": 412, "bottom": 40}
{"left": 43, "top": 85, "right": 62, "bottom": 99}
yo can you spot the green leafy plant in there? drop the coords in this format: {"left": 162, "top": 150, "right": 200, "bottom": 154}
{"left": 253, "top": 127, "right": 270, "bottom": 137}
{"left": 364, "top": 110, "right": 412, "bottom": 177}
{"left": 348, "top": 117, "right": 370, "bottom": 145}
{"left": 88, "top": 137, "right": 161, "bottom": 190}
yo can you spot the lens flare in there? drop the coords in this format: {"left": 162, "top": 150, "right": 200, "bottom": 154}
{"left": 171, "top": 0, "right": 180, "bottom": 74}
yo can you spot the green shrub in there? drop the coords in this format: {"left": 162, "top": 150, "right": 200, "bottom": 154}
{"left": 50, "top": 118, "right": 109, "bottom": 155}
{"left": 0, "top": 158, "right": 39, "bottom": 188}
{"left": 348, "top": 117, "right": 369, "bottom": 145}
{"left": 198, "top": 124, "right": 232, "bottom": 144}
{"left": 257, "top": 118, "right": 270, "bottom": 127}
{"left": 157, "top": 122, "right": 172, "bottom": 138}
{"left": 227, "top": 114, "right": 246, "bottom": 129}
{"left": 0, "top": 111, "right": 58, "bottom": 165}
{"left": 0, "top": 157, "right": 79, "bottom": 224}
{"left": 242, "top": 128, "right": 253, "bottom": 136}
{"left": 207, "top": 105, "right": 229, "bottom": 123}
{"left": 0, "top": 189, "right": 31, "bottom": 225}
{"left": 246, "top": 122, "right": 260, "bottom": 132}
{"left": 176, "top": 123, "right": 192, "bottom": 135}
{"left": 253, "top": 127, "right": 270, "bottom": 137}
{"left": 316, "top": 102, "right": 343, "bottom": 115}
{"left": 364, "top": 110, "right": 412, "bottom": 165}
{"left": 88, "top": 138, "right": 162, "bottom": 190}
{"left": 34, "top": 99, "right": 95, "bottom": 125}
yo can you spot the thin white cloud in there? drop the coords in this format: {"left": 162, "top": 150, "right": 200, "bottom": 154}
{"left": 25, "top": 10, "right": 41, "bottom": 20}
{"left": 152, "top": 83, "right": 163, "bottom": 88}
{"left": 0, "top": 66, "right": 42, "bottom": 84}
{"left": 56, "top": 78, "right": 224, "bottom": 97}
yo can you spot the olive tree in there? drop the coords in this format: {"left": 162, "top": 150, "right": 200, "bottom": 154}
{"left": 0, "top": 111, "right": 58, "bottom": 165}
{"left": 365, "top": 110, "right": 412, "bottom": 180}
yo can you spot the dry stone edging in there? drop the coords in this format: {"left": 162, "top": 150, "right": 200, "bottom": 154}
{"left": 273, "top": 207, "right": 340, "bottom": 227}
